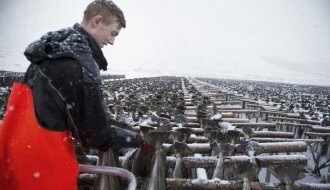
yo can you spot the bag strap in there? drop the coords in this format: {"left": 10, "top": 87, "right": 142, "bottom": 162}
{"left": 26, "top": 65, "right": 81, "bottom": 143}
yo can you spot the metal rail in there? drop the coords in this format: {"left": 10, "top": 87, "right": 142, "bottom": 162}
{"left": 79, "top": 164, "right": 137, "bottom": 190}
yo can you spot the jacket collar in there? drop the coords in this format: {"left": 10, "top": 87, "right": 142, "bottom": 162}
{"left": 73, "top": 23, "right": 108, "bottom": 71}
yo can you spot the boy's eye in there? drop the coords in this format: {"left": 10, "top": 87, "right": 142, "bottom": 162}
{"left": 111, "top": 32, "right": 118, "bottom": 37}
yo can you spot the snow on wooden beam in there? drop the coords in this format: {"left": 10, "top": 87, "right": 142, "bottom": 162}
{"left": 252, "top": 131, "right": 294, "bottom": 138}
{"left": 312, "top": 126, "right": 330, "bottom": 133}
{"left": 305, "top": 132, "right": 330, "bottom": 137}
{"left": 268, "top": 116, "right": 307, "bottom": 122}
{"left": 287, "top": 183, "right": 330, "bottom": 190}
{"left": 268, "top": 116, "right": 321, "bottom": 125}
{"left": 186, "top": 113, "right": 197, "bottom": 117}
{"left": 250, "top": 182, "right": 330, "bottom": 190}
{"left": 220, "top": 112, "right": 234, "bottom": 118}
{"left": 187, "top": 117, "right": 199, "bottom": 123}
{"left": 251, "top": 154, "right": 307, "bottom": 167}
{"left": 185, "top": 106, "right": 197, "bottom": 110}
{"left": 201, "top": 92, "right": 218, "bottom": 96}
{"left": 166, "top": 178, "right": 242, "bottom": 190}
{"left": 187, "top": 123, "right": 201, "bottom": 128}
{"left": 307, "top": 120, "right": 322, "bottom": 125}
{"left": 172, "top": 127, "right": 205, "bottom": 135}
{"left": 221, "top": 118, "right": 250, "bottom": 123}
{"left": 213, "top": 101, "right": 223, "bottom": 106}
{"left": 235, "top": 129, "right": 295, "bottom": 138}
{"left": 246, "top": 104, "right": 264, "bottom": 108}
{"left": 249, "top": 138, "right": 325, "bottom": 145}
{"left": 166, "top": 155, "right": 307, "bottom": 168}
{"left": 185, "top": 102, "right": 194, "bottom": 106}
{"left": 185, "top": 110, "right": 196, "bottom": 114}
{"left": 250, "top": 141, "right": 307, "bottom": 155}
{"left": 261, "top": 111, "right": 300, "bottom": 118}
{"left": 219, "top": 110, "right": 258, "bottom": 114}
{"left": 219, "top": 101, "right": 243, "bottom": 105}
{"left": 210, "top": 98, "right": 226, "bottom": 101}
{"left": 166, "top": 179, "right": 330, "bottom": 190}
{"left": 163, "top": 141, "right": 307, "bottom": 155}
{"left": 164, "top": 143, "right": 210, "bottom": 154}
{"left": 166, "top": 156, "right": 216, "bottom": 168}
{"left": 233, "top": 123, "right": 276, "bottom": 129}
{"left": 238, "top": 99, "right": 258, "bottom": 104}
{"left": 186, "top": 136, "right": 209, "bottom": 143}
{"left": 79, "top": 175, "right": 330, "bottom": 190}
{"left": 194, "top": 154, "right": 208, "bottom": 180}
{"left": 217, "top": 105, "right": 243, "bottom": 110}
{"left": 276, "top": 122, "right": 313, "bottom": 129}
{"left": 186, "top": 112, "right": 233, "bottom": 118}
{"left": 136, "top": 126, "right": 292, "bottom": 139}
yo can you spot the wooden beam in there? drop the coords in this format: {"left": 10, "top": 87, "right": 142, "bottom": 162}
{"left": 163, "top": 143, "right": 210, "bottom": 154}
{"left": 276, "top": 122, "right": 313, "bottom": 129}
{"left": 250, "top": 141, "right": 307, "bottom": 155}
{"left": 268, "top": 116, "right": 321, "bottom": 125}
{"left": 268, "top": 116, "right": 307, "bottom": 122}
{"left": 166, "top": 155, "right": 307, "bottom": 168}
{"left": 186, "top": 106, "right": 197, "bottom": 110}
{"left": 222, "top": 118, "right": 250, "bottom": 123}
{"left": 219, "top": 110, "right": 258, "bottom": 114}
{"left": 172, "top": 127, "right": 205, "bottom": 135}
{"left": 163, "top": 141, "right": 307, "bottom": 155}
{"left": 305, "top": 132, "right": 330, "bottom": 137}
{"left": 217, "top": 105, "right": 243, "bottom": 110}
{"left": 238, "top": 99, "right": 258, "bottom": 104}
{"left": 312, "top": 126, "right": 330, "bottom": 133}
{"left": 186, "top": 136, "right": 209, "bottom": 143}
{"left": 79, "top": 175, "right": 330, "bottom": 190}
{"left": 187, "top": 123, "right": 201, "bottom": 128}
{"left": 233, "top": 123, "right": 276, "bottom": 129}
{"left": 219, "top": 101, "right": 243, "bottom": 105}
{"left": 166, "top": 179, "right": 330, "bottom": 190}
{"left": 249, "top": 138, "right": 324, "bottom": 145}
{"left": 220, "top": 113, "right": 234, "bottom": 118}
{"left": 187, "top": 117, "right": 199, "bottom": 123}
{"left": 252, "top": 131, "right": 294, "bottom": 138}
{"left": 166, "top": 178, "right": 242, "bottom": 190}
{"left": 261, "top": 111, "right": 300, "bottom": 118}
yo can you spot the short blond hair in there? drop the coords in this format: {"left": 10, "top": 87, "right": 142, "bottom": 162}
{"left": 83, "top": 0, "right": 126, "bottom": 28}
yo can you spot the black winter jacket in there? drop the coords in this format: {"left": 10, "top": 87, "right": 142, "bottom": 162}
{"left": 23, "top": 23, "right": 140, "bottom": 150}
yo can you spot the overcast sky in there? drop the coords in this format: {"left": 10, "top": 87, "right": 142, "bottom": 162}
{"left": 0, "top": 0, "right": 329, "bottom": 85}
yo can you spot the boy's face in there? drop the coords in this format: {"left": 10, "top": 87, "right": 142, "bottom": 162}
{"left": 93, "top": 19, "right": 122, "bottom": 48}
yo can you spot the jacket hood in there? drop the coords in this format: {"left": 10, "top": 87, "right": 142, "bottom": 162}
{"left": 24, "top": 24, "right": 108, "bottom": 84}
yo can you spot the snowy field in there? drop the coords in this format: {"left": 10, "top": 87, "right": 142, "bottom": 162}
{"left": 1, "top": 74, "right": 330, "bottom": 189}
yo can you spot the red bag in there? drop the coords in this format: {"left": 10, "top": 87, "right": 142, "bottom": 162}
{"left": 0, "top": 83, "right": 79, "bottom": 190}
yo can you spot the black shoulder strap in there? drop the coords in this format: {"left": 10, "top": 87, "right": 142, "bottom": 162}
{"left": 27, "top": 66, "right": 81, "bottom": 143}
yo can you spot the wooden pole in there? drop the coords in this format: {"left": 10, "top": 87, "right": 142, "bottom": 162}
{"left": 233, "top": 123, "right": 276, "bottom": 129}
{"left": 165, "top": 155, "right": 307, "bottom": 168}
{"left": 305, "top": 132, "right": 330, "bottom": 138}
{"left": 221, "top": 118, "right": 250, "bottom": 123}
{"left": 166, "top": 178, "right": 242, "bottom": 190}
{"left": 166, "top": 179, "right": 330, "bottom": 190}
{"left": 187, "top": 117, "right": 199, "bottom": 123}
{"left": 252, "top": 131, "right": 294, "bottom": 138}
{"left": 186, "top": 136, "right": 209, "bottom": 143}
{"left": 249, "top": 138, "right": 324, "bottom": 145}
{"left": 276, "top": 122, "right": 313, "bottom": 129}
{"left": 163, "top": 141, "right": 307, "bottom": 155}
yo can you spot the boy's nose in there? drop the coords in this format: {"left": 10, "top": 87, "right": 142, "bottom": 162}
{"left": 109, "top": 38, "right": 115, "bottom": 45}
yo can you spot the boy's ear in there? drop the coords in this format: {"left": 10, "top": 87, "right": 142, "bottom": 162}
{"left": 91, "top": 15, "right": 103, "bottom": 28}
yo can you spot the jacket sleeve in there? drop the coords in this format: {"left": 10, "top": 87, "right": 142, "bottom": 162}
{"left": 78, "top": 80, "right": 141, "bottom": 150}
{"left": 38, "top": 58, "right": 140, "bottom": 150}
